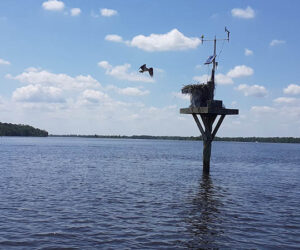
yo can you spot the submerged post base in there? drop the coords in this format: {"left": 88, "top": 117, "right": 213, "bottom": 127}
{"left": 203, "top": 139, "right": 212, "bottom": 173}
{"left": 180, "top": 106, "right": 239, "bottom": 173}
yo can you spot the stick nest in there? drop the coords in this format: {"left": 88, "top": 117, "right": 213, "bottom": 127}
{"left": 181, "top": 82, "right": 214, "bottom": 107}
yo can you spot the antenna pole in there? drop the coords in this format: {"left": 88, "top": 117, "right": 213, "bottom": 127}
{"left": 202, "top": 28, "right": 229, "bottom": 100}
{"left": 209, "top": 36, "right": 217, "bottom": 100}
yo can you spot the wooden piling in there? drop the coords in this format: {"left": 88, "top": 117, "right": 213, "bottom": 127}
{"left": 180, "top": 106, "right": 238, "bottom": 173}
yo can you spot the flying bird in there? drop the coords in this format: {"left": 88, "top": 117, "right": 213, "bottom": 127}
{"left": 139, "top": 64, "right": 153, "bottom": 77}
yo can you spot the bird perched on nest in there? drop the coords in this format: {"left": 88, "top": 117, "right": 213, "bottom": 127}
{"left": 139, "top": 64, "right": 153, "bottom": 77}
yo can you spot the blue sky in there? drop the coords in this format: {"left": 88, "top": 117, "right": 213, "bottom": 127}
{"left": 1, "top": 0, "right": 300, "bottom": 136}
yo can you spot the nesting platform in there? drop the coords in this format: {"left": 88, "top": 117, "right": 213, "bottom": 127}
{"left": 180, "top": 107, "right": 238, "bottom": 115}
{"left": 180, "top": 100, "right": 238, "bottom": 173}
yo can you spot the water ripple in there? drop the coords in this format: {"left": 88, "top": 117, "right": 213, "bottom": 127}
{"left": 0, "top": 137, "right": 299, "bottom": 249}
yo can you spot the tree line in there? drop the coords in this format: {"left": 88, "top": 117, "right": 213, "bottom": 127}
{"left": 50, "top": 134, "right": 300, "bottom": 143}
{"left": 0, "top": 122, "right": 48, "bottom": 137}
{"left": 2, "top": 122, "right": 298, "bottom": 143}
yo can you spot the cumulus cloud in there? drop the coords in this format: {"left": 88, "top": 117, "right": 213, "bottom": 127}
{"left": 70, "top": 8, "right": 81, "bottom": 16}
{"left": 81, "top": 89, "right": 111, "bottom": 103}
{"left": 251, "top": 106, "right": 275, "bottom": 114}
{"left": 105, "top": 29, "right": 201, "bottom": 52}
{"left": 245, "top": 48, "right": 253, "bottom": 56}
{"left": 130, "top": 29, "right": 201, "bottom": 51}
{"left": 283, "top": 84, "right": 300, "bottom": 95}
{"left": 12, "top": 84, "right": 64, "bottom": 103}
{"left": 193, "top": 74, "right": 210, "bottom": 83}
{"left": 2, "top": 69, "right": 206, "bottom": 136}
{"left": 231, "top": 6, "right": 255, "bottom": 19}
{"left": 172, "top": 92, "right": 190, "bottom": 101}
{"left": 0, "top": 58, "right": 10, "bottom": 65}
{"left": 273, "top": 97, "right": 300, "bottom": 105}
{"left": 227, "top": 65, "right": 254, "bottom": 78}
{"left": 105, "top": 34, "right": 124, "bottom": 43}
{"left": 270, "top": 39, "right": 286, "bottom": 46}
{"left": 193, "top": 65, "right": 253, "bottom": 85}
{"left": 215, "top": 73, "right": 234, "bottom": 85}
{"left": 7, "top": 68, "right": 100, "bottom": 90}
{"left": 100, "top": 8, "right": 118, "bottom": 17}
{"left": 235, "top": 84, "right": 268, "bottom": 97}
{"left": 108, "top": 86, "right": 149, "bottom": 96}
{"left": 42, "top": 0, "right": 65, "bottom": 11}
{"left": 193, "top": 73, "right": 234, "bottom": 85}
{"left": 98, "top": 61, "right": 154, "bottom": 83}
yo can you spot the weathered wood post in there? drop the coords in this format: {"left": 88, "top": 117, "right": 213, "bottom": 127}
{"left": 201, "top": 115, "right": 214, "bottom": 172}
{"left": 182, "top": 107, "right": 237, "bottom": 174}
{"left": 180, "top": 31, "right": 238, "bottom": 174}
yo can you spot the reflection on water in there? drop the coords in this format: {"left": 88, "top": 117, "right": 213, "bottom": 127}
{"left": 185, "top": 174, "right": 225, "bottom": 249}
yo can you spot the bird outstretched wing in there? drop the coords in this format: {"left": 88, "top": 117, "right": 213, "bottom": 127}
{"left": 139, "top": 64, "right": 146, "bottom": 71}
{"left": 148, "top": 67, "right": 153, "bottom": 77}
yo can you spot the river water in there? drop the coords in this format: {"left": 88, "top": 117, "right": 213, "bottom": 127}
{"left": 0, "top": 137, "right": 299, "bottom": 249}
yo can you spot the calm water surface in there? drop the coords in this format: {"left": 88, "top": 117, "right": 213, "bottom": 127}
{"left": 0, "top": 137, "right": 299, "bottom": 249}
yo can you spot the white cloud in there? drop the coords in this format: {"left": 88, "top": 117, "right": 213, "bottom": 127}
{"left": 235, "top": 84, "right": 268, "bottom": 97}
{"left": 245, "top": 48, "right": 253, "bottom": 56}
{"left": 81, "top": 89, "right": 111, "bottom": 103}
{"left": 70, "top": 8, "right": 81, "bottom": 16}
{"left": 0, "top": 58, "right": 10, "bottom": 65}
{"left": 131, "top": 29, "right": 201, "bottom": 52}
{"left": 118, "top": 87, "right": 149, "bottom": 96}
{"left": 270, "top": 39, "right": 286, "bottom": 46}
{"left": 193, "top": 73, "right": 233, "bottom": 85}
{"left": 25, "top": 67, "right": 39, "bottom": 72}
{"left": 98, "top": 61, "right": 154, "bottom": 83}
{"left": 42, "top": 0, "right": 65, "bottom": 11}
{"left": 106, "top": 29, "right": 201, "bottom": 52}
{"left": 7, "top": 68, "right": 100, "bottom": 90}
{"left": 100, "top": 8, "right": 118, "bottom": 17}
{"left": 227, "top": 65, "right": 254, "bottom": 78}
{"left": 283, "top": 84, "right": 300, "bottom": 95}
{"left": 108, "top": 86, "right": 149, "bottom": 96}
{"left": 105, "top": 34, "right": 123, "bottom": 43}
{"left": 273, "top": 97, "right": 300, "bottom": 105}
{"left": 251, "top": 106, "right": 275, "bottom": 114}
{"left": 195, "top": 65, "right": 202, "bottom": 69}
{"left": 154, "top": 67, "right": 165, "bottom": 74}
{"left": 193, "top": 74, "right": 210, "bottom": 83}
{"left": 172, "top": 92, "right": 190, "bottom": 101}
{"left": 97, "top": 61, "right": 111, "bottom": 69}
{"left": 231, "top": 6, "right": 255, "bottom": 19}
{"left": 215, "top": 73, "right": 234, "bottom": 85}
{"left": 13, "top": 84, "right": 63, "bottom": 103}
{"left": 193, "top": 65, "right": 253, "bottom": 85}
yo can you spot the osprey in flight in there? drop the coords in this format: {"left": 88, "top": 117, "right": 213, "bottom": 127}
{"left": 139, "top": 64, "right": 153, "bottom": 77}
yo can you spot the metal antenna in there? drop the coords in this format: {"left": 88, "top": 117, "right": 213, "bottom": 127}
{"left": 201, "top": 27, "right": 231, "bottom": 99}
{"left": 225, "top": 26, "right": 230, "bottom": 42}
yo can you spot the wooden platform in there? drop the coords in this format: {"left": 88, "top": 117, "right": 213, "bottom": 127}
{"left": 180, "top": 107, "right": 239, "bottom": 115}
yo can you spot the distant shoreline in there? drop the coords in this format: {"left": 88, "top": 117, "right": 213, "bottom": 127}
{"left": 49, "top": 134, "right": 300, "bottom": 144}
{"left": 1, "top": 121, "right": 299, "bottom": 144}
{"left": 0, "top": 122, "right": 48, "bottom": 137}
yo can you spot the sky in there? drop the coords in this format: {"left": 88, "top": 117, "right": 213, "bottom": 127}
{"left": 1, "top": 0, "right": 300, "bottom": 137}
